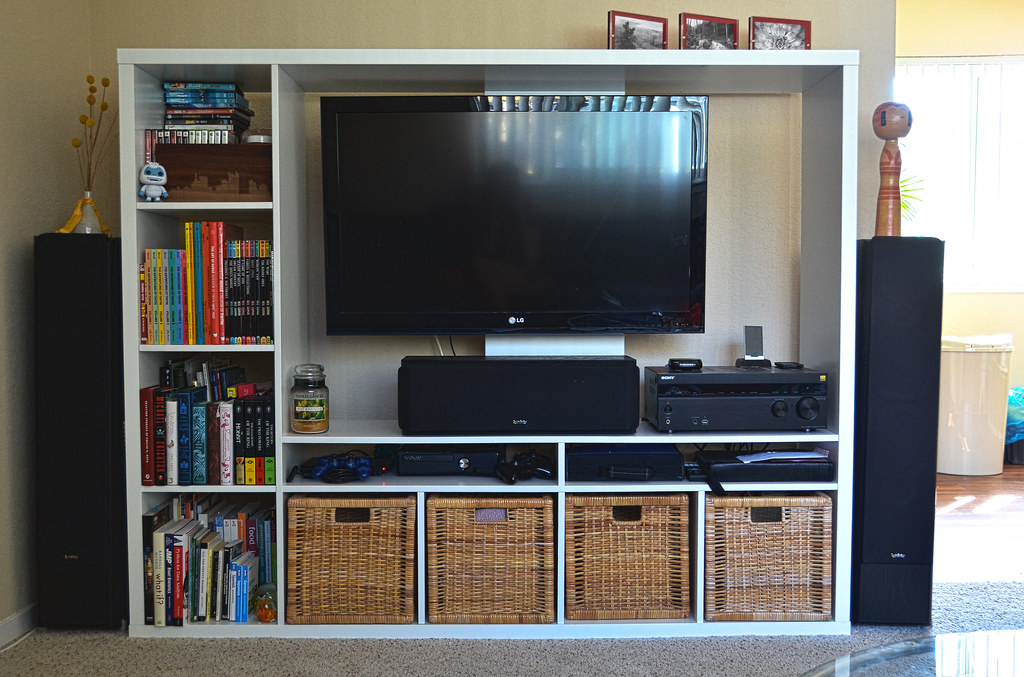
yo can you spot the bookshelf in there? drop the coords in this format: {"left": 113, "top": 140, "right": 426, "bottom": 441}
{"left": 119, "top": 48, "right": 859, "bottom": 638}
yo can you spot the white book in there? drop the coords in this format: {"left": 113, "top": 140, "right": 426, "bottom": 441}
{"left": 165, "top": 394, "right": 178, "bottom": 485}
{"left": 218, "top": 400, "right": 234, "bottom": 485}
{"left": 227, "top": 560, "right": 237, "bottom": 622}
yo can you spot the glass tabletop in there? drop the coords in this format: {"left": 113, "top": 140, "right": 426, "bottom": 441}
{"left": 801, "top": 629, "right": 1024, "bottom": 676}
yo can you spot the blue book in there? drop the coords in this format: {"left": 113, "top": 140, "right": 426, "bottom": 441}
{"left": 167, "top": 249, "right": 180, "bottom": 344}
{"left": 164, "top": 81, "right": 243, "bottom": 93}
{"left": 191, "top": 400, "right": 207, "bottom": 484}
{"left": 176, "top": 386, "right": 207, "bottom": 485}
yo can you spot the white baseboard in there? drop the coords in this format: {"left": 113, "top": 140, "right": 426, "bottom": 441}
{"left": 0, "top": 604, "right": 37, "bottom": 650}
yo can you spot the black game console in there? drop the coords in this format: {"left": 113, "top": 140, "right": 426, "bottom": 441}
{"left": 566, "top": 444, "right": 685, "bottom": 482}
{"left": 396, "top": 445, "right": 502, "bottom": 476}
{"left": 644, "top": 365, "right": 829, "bottom": 432}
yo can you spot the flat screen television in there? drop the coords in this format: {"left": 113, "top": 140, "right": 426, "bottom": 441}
{"left": 321, "top": 94, "right": 707, "bottom": 335}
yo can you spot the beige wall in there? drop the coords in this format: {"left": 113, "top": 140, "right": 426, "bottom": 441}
{"left": 1, "top": 0, "right": 95, "bottom": 639}
{"left": 0, "top": 0, "right": 896, "bottom": 633}
{"left": 896, "top": 0, "right": 1024, "bottom": 387}
{"left": 897, "top": 0, "right": 1024, "bottom": 57}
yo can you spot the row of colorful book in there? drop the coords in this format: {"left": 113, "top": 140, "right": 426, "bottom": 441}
{"left": 143, "top": 494, "right": 276, "bottom": 626}
{"left": 139, "top": 383, "right": 275, "bottom": 487}
{"left": 139, "top": 222, "right": 272, "bottom": 345}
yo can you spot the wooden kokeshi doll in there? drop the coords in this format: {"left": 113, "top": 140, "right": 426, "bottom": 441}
{"left": 872, "top": 102, "right": 913, "bottom": 237}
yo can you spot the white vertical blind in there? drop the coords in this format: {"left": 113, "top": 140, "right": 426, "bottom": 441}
{"left": 895, "top": 58, "right": 1024, "bottom": 291}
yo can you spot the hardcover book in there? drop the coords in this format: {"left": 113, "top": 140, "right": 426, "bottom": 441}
{"left": 151, "top": 518, "right": 183, "bottom": 627}
{"left": 139, "top": 385, "right": 161, "bottom": 485}
{"left": 191, "top": 398, "right": 208, "bottom": 484}
{"left": 142, "top": 501, "right": 174, "bottom": 624}
{"left": 176, "top": 386, "right": 208, "bottom": 485}
{"left": 219, "top": 538, "right": 245, "bottom": 621}
{"left": 164, "top": 389, "right": 179, "bottom": 485}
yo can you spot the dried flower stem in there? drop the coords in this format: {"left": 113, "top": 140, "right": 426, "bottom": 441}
{"left": 72, "top": 75, "right": 118, "bottom": 192}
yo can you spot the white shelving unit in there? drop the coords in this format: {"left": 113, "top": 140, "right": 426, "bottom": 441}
{"left": 118, "top": 48, "right": 859, "bottom": 639}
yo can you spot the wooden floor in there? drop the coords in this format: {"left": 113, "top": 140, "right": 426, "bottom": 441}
{"left": 933, "top": 463, "right": 1024, "bottom": 582}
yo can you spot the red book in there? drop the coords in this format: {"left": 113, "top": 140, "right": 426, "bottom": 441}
{"left": 214, "top": 222, "right": 243, "bottom": 343}
{"left": 236, "top": 382, "right": 257, "bottom": 398}
{"left": 152, "top": 386, "right": 171, "bottom": 485}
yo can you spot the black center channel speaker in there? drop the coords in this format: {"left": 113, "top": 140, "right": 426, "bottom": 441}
{"left": 398, "top": 355, "right": 639, "bottom": 435}
{"left": 853, "top": 236, "right": 944, "bottom": 625}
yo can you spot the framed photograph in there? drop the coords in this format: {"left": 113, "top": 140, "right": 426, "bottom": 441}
{"left": 749, "top": 17, "right": 811, "bottom": 50}
{"left": 608, "top": 11, "right": 668, "bottom": 50}
{"left": 680, "top": 14, "right": 738, "bottom": 50}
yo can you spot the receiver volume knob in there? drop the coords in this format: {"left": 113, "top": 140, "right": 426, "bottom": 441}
{"left": 797, "top": 397, "right": 820, "bottom": 420}
{"left": 771, "top": 400, "right": 789, "bottom": 417}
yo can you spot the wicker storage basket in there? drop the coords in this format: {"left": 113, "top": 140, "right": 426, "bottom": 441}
{"left": 426, "top": 494, "right": 555, "bottom": 624}
{"left": 286, "top": 494, "right": 416, "bottom": 624}
{"left": 704, "top": 492, "right": 833, "bottom": 622}
{"left": 565, "top": 494, "right": 690, "bottom": 620}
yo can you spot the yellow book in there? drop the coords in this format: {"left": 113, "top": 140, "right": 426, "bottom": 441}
{"left": 155, "top": 249, "right": 165, "bottom": 345}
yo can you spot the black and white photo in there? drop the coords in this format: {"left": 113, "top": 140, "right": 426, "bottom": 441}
{"left": 608, "top": 11, "right": 668, "bottom": 49}
{"left": 749, "top": 16, "right": 812, "bottom": 50}
{"left": 680, "top": 13, "right": 738, "bottom": 50}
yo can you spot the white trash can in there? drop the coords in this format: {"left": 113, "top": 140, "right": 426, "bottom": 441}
{"left": 937, "top": 334, "right": 1014, "bottom": 475}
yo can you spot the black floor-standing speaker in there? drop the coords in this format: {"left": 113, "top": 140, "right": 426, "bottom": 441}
{"left": 852, "top": 236, "right": 944, "bottom": 624}
{"left": 34, "top": 233, "right": 126, "bottom": 628}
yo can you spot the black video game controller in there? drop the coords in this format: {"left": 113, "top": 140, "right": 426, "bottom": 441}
{"left": 496, "top": 451, "right": 553, "bottom": 484}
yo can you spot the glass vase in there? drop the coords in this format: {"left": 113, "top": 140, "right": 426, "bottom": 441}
{"left": 60, "top": 190, "right": 107, "bottom": 234}
{"left": 77, "top": 191, "right": 102, "bottom": 234}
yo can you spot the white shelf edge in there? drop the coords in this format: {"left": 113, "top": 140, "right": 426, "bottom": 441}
{"left": 118, "top": 47, "right": 859, "bottom": 67}
{"left": 136, "top": 201, "right": 273, "bottom": 212}
{"left": 281, "top": 420, "right": 839, "bottom": 446}
{"left": 140, "top": 485, "right": 276, "bottom": 494}
{"left": 138, "top": 343, "right": 275, "bottom": 353}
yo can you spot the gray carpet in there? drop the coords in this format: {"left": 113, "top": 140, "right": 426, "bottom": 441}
{"left": 2, "top": 582, "right": 1021, "bottom": 677}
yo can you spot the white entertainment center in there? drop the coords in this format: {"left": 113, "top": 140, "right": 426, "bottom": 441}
{"left": 119, "top": 48, "right": 858, "bottom": 638}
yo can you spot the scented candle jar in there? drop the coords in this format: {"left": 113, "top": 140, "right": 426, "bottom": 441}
{"left": 290, "top": 364, "right": 329, "bottom": 433}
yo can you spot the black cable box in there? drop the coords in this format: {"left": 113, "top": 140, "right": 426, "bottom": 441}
{"left": 567, "top": 444, "right": 685, "bottom": 481}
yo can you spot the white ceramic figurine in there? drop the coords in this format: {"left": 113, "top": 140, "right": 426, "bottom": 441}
{"left": 138, "top": 161, "right": 169, "bottom": 202}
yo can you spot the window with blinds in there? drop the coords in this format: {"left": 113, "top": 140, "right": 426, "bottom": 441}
{"left": 895, "top": 58, "right": 1024, "bottom": 291}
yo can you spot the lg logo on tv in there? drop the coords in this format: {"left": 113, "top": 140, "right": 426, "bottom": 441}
{"left": 508, "top": 316, "right": 525, "bottom": 325}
